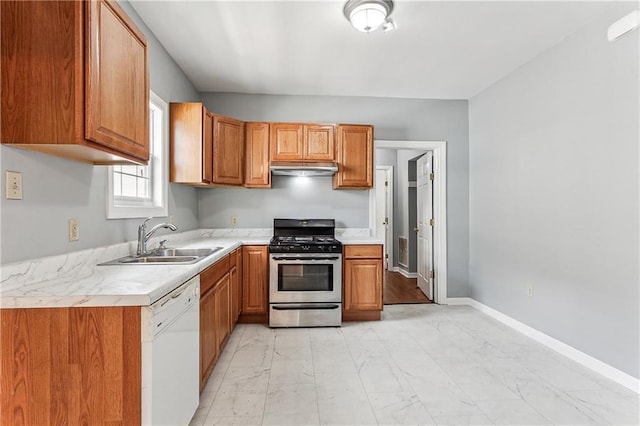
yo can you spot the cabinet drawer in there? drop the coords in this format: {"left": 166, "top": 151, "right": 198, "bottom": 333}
{"left": 201, "top": 255, "right": 230, "bottom": 294}
{"left": 344, "top": 245, "right": 382, "bottom": 259}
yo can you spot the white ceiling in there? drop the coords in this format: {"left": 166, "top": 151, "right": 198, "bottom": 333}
{"left": 130, "top": 1, "right": 615, "bottom": 100}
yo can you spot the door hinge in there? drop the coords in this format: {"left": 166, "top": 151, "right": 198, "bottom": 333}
{"left": 429, "top": 173, "right": 434, "bottom": 181}
{"left": 429, "top": 270, "right": 435, "bottom": 279}
{"left": 429, "top": 218, "right": 435, "bottom": 227}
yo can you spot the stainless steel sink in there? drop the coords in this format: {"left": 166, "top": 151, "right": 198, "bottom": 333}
{"left": 98, "top": 247, "right": 223, "bottom": 266}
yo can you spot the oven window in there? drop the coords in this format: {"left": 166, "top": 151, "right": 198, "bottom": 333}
{"left": 278, "top": 264, "right": 334, "bottom": 292}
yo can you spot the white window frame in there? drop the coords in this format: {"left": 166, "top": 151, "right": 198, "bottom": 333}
{"left": 106, "top": 91, "right": 168, "bottom": 219}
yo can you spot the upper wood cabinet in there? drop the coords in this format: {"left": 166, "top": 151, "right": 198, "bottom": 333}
{"left": 245, "top": 122, "right": 271, "bottom": 188}
{"left": 304, "top": 124, "right": 335, "bottom": 161}
{"left": 1, "top": 0, "right": 149, "bottom": 165}
{"left": 270, "top": 123, "right": 335, "bottom": 162}
{"left": 170, "top": 103, "right": 213, "bottom": 185}
{"left": 334, "top": 125, "right": 374, "bottom": 189}
{"left": 213, "top": 115, "right": 244, "bottom": 186}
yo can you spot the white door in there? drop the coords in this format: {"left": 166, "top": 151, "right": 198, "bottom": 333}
{"left": 375, "top": 167, "right": 392, "bottom": 269}
{"left": 416, "top": 152, "right": 434, "bottom": 299}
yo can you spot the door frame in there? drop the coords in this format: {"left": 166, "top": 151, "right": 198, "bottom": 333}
{"left": 369, "top": 140, "right": 448, "bottom": 304}
{"left": 373, "top": 165, "right": 394, "bottom": 269}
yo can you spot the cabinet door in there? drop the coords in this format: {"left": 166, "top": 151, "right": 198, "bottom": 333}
{"left": 270, "top": 123, "right": 303, "bottom": 161}
{"left": 170, "top": 103, "right": 212, "bottom": 185}
{"left": 85, "top": 0, "right": 149, "bottom": 161}
{"left": 200, "top": 287, "right": 217, "bottom": 389}
{"left": 230, "top": 251, "right": 243, "bottom": 326}
{"left": 242, "top": 245, "right": 268, "bottom": 314}
{"left": 244, "top": 122, "right": 271, "bottom": 188}
{"left": 304, "top": 124, "right": 335, "bottom": 161}
{"left": 334, "top": 125, "right": 373, "bottom": 189}
{"left": 213, "top": 273, "right": 232, "bottom": 353}
{"left": 213, "top": 115, "right": 244, "bottom": 185}
{"left": 344, "top": 258, "right": 383, "bottom": 311}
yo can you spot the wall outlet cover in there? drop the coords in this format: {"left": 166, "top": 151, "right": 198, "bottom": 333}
{"left": 68, "top": 218, "right": 80, "bottom": 242}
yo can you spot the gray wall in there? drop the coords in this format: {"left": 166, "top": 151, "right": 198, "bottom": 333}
{"left": 0, "top": 1, "right": 201, "bottom": 264}
{"left": 200, "top": 93, "right": 470, "bottom": 297}
{"left": 199, "top": 176, "right": 368, "bottom": 229}
{"left": 469, "top": 5, "right": 639, "bottom": 378}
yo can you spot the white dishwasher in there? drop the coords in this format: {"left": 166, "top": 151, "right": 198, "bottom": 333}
{"left": 141, "top": 276, "right": 200, "bottom": 426}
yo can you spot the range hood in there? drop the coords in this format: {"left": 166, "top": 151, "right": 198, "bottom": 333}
{"left": 270, "top": 161, "right": 338, "bottom": 177}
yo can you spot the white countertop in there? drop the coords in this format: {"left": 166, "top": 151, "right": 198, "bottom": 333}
{"left": 0, "top": 228, "right": 382, "bottom": 309}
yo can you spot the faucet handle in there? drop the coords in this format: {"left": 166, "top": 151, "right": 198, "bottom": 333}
{"left": 139, "top": 217, "right": 154, "bottom": 229}
{"left": 159, "top": 240, "right": 168, "bottom": 249}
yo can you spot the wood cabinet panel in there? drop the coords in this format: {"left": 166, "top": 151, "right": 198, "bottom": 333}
{"left": 245, "top": 122, "right": 271, "bottom": 188}
{"left": 213, "top": 273, "right": 232, "bottom": 353}
{"left": 199, "top": 286, "right": 217, "bottom": 389}
{"left": 304, "top": 124, "right": 335, "bottom": 161}
{"left": 213, "top": 115, "right": 244, "bottom": 185}
{"left": 334, "top": 125, "right": 373, "bottom": 189}
{"left": 1, "top": 0, "right": 149, "bottom": 165}
{"left": 170, "top": 103, "right": 214, "bottom": 185}
{"left": 0, "top": 307, "right": 141, "bottom": 424}
{"left": 241, "top": 245, "right": 269, "bottom": 316}
{"left": 344, "top": 245, "right": 383, "bottom": 259}
{"left": 343, "top": 244, "right": 383, "bottom": 320}
{"left": 85, "top": 0, "right": 148, "bottom": 160}
{"left": 344, "top": 259, "right": 383, "bottom": 311}
{"left": 270, "top": 123, "right": 304, "bottom": 161}
{"left": 200, "top": 255, "right": 229, "bottom": 299}
{"left": 230, "top": 249, "right": 243, "bottom": 326}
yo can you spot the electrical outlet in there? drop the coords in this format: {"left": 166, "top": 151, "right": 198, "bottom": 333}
{"left": 527, "top": 286, "right": 534, "bottom": 297}
{"left": 5, "top": 171, "right": 23, "bottom": 200}
{"left": 169, "top": 215, "right": 175, "bottom": 225}
{"left": 68, "top": 218, "right": 79, "bottom": 242}
{"left": 231, "top": 216, "right": 238, "bottom": 227}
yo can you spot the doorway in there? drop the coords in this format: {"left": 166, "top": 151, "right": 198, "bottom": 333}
{"left": 370, "top": 140, "right": 448, "bottom": 304}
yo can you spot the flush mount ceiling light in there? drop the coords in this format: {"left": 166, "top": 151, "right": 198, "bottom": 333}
{"left": 343, "top": 0, "right": 396, "bottom": 33}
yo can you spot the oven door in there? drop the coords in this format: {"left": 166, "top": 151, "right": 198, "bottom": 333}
{"left": 269, "top": 253, "right": 342, "bottom": 304}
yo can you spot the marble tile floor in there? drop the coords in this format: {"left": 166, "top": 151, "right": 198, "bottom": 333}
{"left": 189, "top": 304, "right": 639, "bottom": 426}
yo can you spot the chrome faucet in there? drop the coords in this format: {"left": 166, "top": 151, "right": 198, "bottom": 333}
{"left": 137, "top": 217, "right": 178, "bottom": 256}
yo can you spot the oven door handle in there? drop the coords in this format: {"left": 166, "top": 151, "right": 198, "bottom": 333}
{"left": 271, "top": 256, "right": 340, "bottom": 261}
{"left": 272, "top": 304, "right": 341, "bottom": 310}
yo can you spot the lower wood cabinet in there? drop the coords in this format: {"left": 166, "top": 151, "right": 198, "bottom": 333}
{"left": 343, "top": 244, "right": 383, "bottom": 321}
{"left": 0, "top": 306, "right": 142, "bottom": 424}
{"left": 199, "top": 253, "right": 233, "bottom": 389}
{"left": 240, "top": 245, "right": 269, "bottom": 323}
{"left": 230, "top": 248, "right": 243, "bottom": 325}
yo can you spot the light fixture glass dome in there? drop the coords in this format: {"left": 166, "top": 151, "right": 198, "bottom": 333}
{"left": 350, "top": 4, "right": 387, "bottom": 32}
{"left": 343, "top": 0, "right": 395, "bottom": 33}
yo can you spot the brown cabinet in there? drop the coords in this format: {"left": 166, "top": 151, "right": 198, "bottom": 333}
{"left": 245, "top": 122, "right": 271, "bottom": 188}
{"left": 213, "top": 272, "right": 232, "bottom": 353}
{"left": 1, "top": 307, "right": 141, "bottom": 424}
{"left": 343, "top": 245, "right": 383, "bottom": 321}
{"left": 334, "top": 125, "right": 374, "bottom": 189}
{"left": 270, "top": 123, "right": 335, "bottom": 162}
{"left": 241, "top": 245, "right": 269, "bottom": 322}
{"left": 170, "top": 103, "right": 214, "bottom": 185}
{"left": 1, "top": 0, "right": 149, "bottom": 165}
{"left": 213, "top": 115, "right": 244, "bottom": 186}
{"left": 230, "top": 248, "right": 243, "bottom": 326}
{"left": 199, "top": 255, "right": 230, "bottom": 388}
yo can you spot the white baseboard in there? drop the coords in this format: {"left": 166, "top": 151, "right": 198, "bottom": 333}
{"left": 392, "top": 267, "right": 417, "bottom": 279}
{"left": 445, "top": 297, "right": 640, "bottom": 394}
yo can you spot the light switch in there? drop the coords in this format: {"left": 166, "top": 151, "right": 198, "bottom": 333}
{"left": 5, "top": 171, "right": 23, "bottom": 200}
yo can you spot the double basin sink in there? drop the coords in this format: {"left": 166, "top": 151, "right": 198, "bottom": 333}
{"left": 99, "top": 247, "right": 223, "bottom": 266}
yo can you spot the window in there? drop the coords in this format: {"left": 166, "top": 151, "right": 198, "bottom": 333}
{"left": 106, "top": 91, "right": 168, "bottom": 219}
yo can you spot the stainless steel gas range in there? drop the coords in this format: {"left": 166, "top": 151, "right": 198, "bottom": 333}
{"left": 269, "top": 219, "right": 342, "bottom": 327}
